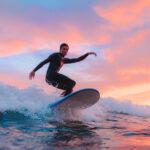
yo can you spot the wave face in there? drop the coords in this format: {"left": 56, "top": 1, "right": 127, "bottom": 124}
{"left": 0, "top": 82, "right": 57, "bottom": 119}
{"left": 101, "top": 97, "right": 150, "bottom": 117}
{"left": 0, "top": 82, "right": 150, "bottom": 120}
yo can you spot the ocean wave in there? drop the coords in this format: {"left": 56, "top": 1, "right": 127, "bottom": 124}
{"left": 0, "top": 82, "right": 150, "bottom": 122}
{"left": 101, "top": 97, "right": 150, "bottom": 117}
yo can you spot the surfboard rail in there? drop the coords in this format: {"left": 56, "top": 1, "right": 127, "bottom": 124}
{"left": 49, "top": 88, "right": 100, "bottom": 109}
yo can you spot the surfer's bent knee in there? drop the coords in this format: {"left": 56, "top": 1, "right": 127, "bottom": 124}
{"left": 71, "top": 80, "right": 76, "bottom": 87}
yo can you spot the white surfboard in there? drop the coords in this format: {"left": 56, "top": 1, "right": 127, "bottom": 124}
{"left": 48, "top": 88, "right": 100, "bottom": 109}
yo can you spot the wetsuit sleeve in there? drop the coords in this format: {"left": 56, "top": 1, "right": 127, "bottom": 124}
{"left": 33, "top": 55, "right": 52, "bottom": 72}
{"left": 64, "top": 53, "right": 89, "bottom": 64}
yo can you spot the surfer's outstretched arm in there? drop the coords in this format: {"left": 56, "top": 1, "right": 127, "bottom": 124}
{"left": 64, "top": 52, "right": 97, "bottom": 64}
{"left": 33, "top": 56, "right": 51, "bottom": 72}
{"left": 29, "top": 55, "right": 52, "bottom": 80}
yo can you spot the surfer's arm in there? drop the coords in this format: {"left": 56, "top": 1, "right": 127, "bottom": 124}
{"left": 64, "top": 53, "right": 89, "bottom": 64}
{"left": 33, "top": 56, "right": 52, "bottom": 72}
{"left": 29, "top": 53, "right": 59, "bottom": 80}
{"left": 64, "top": 52, "right": 97, "bottom": 64}
{"left": 29, "top": 56, "right": 51, "bottom": 80}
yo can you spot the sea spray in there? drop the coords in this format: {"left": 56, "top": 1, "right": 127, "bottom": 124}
{"left": 80, "top": 100, "right": 106, "bottom": 122}
{"left": 101, "top": 97, "right": 150, "bottom": 117}
{"left": 1, "top": 82, "right": 150, "bottom": 122}
{"left": 0, "top": 82, "right": 55, "bottom": 118}
{"left": 0, "top": 82, "right": 84, "bottom": 121}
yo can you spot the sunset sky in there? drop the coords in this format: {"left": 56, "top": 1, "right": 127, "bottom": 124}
{"left": 0, "top": 0, "right": 149, "bottom": 105}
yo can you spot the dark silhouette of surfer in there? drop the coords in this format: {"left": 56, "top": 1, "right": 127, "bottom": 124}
{"left": 29, "top": 43, "right": 97, "bottom": 96}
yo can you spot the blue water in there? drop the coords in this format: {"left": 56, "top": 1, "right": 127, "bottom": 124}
{"left": 0, "top": 83, "right": 150, "bottom": 149}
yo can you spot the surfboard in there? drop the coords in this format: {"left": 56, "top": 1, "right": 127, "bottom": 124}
{"left": 48, "top": 88, "right": 100, "bottom": 109}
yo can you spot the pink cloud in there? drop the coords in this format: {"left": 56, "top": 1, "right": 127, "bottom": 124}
{"left": 0, "top": 17, "right": 92, "bottom": 57}
{"left": 93, "top": 0, "right": 150, "bottom": 28}
{"left": 0, "top": 72, "right": 30, "bottom": 89}
{"left": 0, "top": 2, "right": 111, "bottom": 57}
{"left": 80, "top": 25, "right": 150, "bottom": 101}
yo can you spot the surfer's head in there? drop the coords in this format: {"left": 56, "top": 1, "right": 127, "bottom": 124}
{"left": 60, "top": 43, "right": 69, "bottom": 56}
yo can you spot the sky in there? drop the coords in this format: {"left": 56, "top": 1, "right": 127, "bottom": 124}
{"left": 0, "top": 0, "right": 150, "bottom": 105}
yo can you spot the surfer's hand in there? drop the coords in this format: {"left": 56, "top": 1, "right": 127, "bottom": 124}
{"left": 88, "top": 52, "right": 97, "bottom": 56}
{"left": 29, "top": 71, "right": 35, "bottom": 80}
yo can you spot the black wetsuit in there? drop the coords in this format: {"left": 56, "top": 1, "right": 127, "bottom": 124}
{"left": 33, "top": 52, "right": 89, "bottom": 96}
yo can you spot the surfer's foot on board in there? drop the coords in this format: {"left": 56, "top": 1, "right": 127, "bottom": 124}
{"left": 60, "top": 91, "right": 66, "bottom": 97}
{"left": 60, "top": 89, "right": 73, "bottom": 97}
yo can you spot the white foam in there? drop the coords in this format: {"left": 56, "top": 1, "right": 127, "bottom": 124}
{"left": 0, "top": 82, "right": 59, "bottom": 117}
{"left": 0, "top": 82, "right": 150, "bottom": 122}
{"left": 80, "top": 101, "right": 106, "bottom": 122}
{"left": 101, "top": 97, "right": 150, "bottom": 117}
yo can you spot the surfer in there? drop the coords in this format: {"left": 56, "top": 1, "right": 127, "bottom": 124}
{"left": 29, "top": 43, "right": 97, "bottom": 96}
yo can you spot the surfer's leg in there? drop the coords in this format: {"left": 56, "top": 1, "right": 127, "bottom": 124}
{"left": 52, "top": 73, "right": 76, "bottom": 96}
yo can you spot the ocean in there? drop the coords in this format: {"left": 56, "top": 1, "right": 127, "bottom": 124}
{"left": 0, "top": 82, "right": 150, "bottom": 150}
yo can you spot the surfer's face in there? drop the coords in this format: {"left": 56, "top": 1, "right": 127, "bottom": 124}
{"left": 60, "top": 46, "right": 69, "bottom": 56}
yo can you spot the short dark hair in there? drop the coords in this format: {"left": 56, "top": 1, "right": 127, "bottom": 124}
{"left": 60, "top": 43, "right": 69, "bottom": 49}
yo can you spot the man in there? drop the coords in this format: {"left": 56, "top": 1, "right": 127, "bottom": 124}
{"left": 29, "top": 43, "right": 97, "bottom": 96}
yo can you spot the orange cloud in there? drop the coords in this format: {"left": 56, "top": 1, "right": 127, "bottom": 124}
{"left": 82, "top": 25, "right": 150, "bottom": 101}
{"left": 94, "top": 0, "right": 150, "bottom": 28}
{"left": 0, "top": 16, "right": 88, "bottom": 57}
{"left": 0, "top": 72, "right": 30, "bottom": 89}
{"left": 117, "top": 67, "right": 150, "bottom": 77}
{"left": 0, "top": 70, "right": 59, "bottom": 95}
{"left": 0, "top": 38, "right": 28, "bottom": 57}
{"left": 0, "top": 9, "right": 112, "bottom": 58}
{"left": 104, "top": 83, "right": 150, "bottom": 105}
{"left": 127, "top": 28, "right": 150, "bottom": 47}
